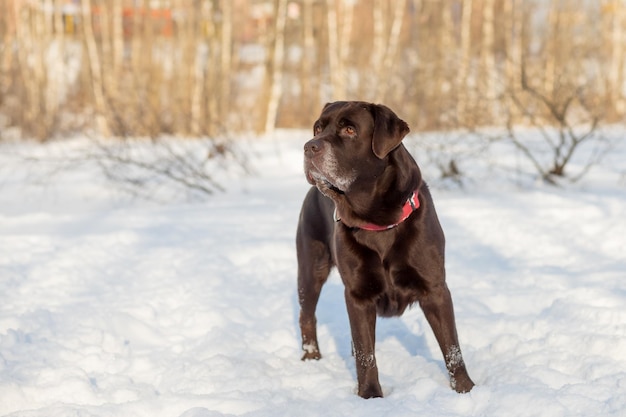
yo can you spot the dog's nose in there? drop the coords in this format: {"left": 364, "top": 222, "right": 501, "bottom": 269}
{"left": 304, "top": 138, "right": 323, "bottom": 156}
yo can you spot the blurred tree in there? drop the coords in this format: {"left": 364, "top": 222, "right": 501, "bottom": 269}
{"left": 263, "top": 0, "right": 288, "bottom": 133}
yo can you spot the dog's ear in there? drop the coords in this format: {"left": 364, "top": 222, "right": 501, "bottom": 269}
{"left": 370, "top": 104, "right": 410, "bottom": 159}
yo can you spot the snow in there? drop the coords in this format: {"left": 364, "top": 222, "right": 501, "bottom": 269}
{"left": 1, "top": 131, "right": 625, "bottom": 417}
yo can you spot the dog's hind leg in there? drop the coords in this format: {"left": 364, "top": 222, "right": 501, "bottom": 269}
{"left": 419, "top": 282, "right": 475, "bottom": 393}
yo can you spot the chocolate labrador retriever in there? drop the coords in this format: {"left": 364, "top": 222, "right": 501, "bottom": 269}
{"left": 296, "top": 101, "right": 474, "bottom": 398}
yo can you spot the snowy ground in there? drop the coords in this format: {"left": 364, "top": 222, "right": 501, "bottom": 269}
{"left": 0, "top": 131, "right": 625, "bottom": 417}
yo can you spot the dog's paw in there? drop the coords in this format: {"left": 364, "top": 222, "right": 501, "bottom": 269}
{"left": 358, "top": 383, "right": 383, "bottom": 399}
{"left": 301, "top": 343, "right": 322, "bottom": 361}
{"left": 450, "top": 370, "right": 475, "bottom": 393}
{"left": 301, "top": 350, "right": 322, "bottom": 361}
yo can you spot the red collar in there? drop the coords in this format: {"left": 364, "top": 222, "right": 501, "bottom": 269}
{"left": 334, "top": 189, "right": 420, "bottom": 231}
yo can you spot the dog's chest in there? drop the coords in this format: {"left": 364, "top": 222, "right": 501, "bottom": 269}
{"left": 375, "top": 261, "right": 425, "bottom": 316}
{"left": 336, "top": 229, "right": 426, "bottom": 316}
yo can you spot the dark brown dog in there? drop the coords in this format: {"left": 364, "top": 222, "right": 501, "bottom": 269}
{"left": 296, "top": 101, "right": 474, "bottom": 398}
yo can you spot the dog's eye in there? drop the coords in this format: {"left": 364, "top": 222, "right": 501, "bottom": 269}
{"left": 344, "top": 126, "right": 356, "bottom": 136}
{"left": 314, "top": 125, "right": 322, "bottom": 135}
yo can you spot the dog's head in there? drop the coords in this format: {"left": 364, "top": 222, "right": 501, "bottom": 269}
{"left": 304, "top": 101, "right": 410, "bottom": 196}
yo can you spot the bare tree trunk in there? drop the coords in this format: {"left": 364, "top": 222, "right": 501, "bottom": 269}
{"left": 337, "top": 0, "right": 353, "bottom": 99}
{"left": 0, "top": 1, "right": 16, "bottom": 94}
{"left": 375, "top": 0, "right": 406, "bottom": 103}
{"left": 81, "top": 0, "right": 110, "bottom": 136}
{"left": 15, "top": 4, "right": 34, "bottom": 134}
{"left": 301, "top": 0, "right": 317, "bottom": 116}
{"left": 112, "top": 0, "right": 124, "bottom": 77}
{"left": 457, "top": 0, "right": 473, "bottom": 126}
{"left": 438, "top": 1, "right": 454, "bottom": 127}
{"left": 264, "top": 0, "right": 288, "bottom": 133}
{"left": 326, "top": 0, "right": 352, "bottom": 100}
{"left": 327, "top": 0, "right": 338, "bottom": 100}
{"left": 168, "top": 0, "right": 190, "bottom": 135}
{"left": 179, "top": 2, "right": 197, "bottom": 136}
{"left": 481, "top": 0, "right": 496, "bottom": 107}
{"left": 34, "top": 1, "right": 50, "bottom": 137}
{"left": 104, "top": 0, "right": 124, "bottom": 134}
{"left": 504, "top": 0, "right": 517, "bottom": 84}
{"left": 372, "top": 0, "right": 385, "bottom": 101}
{"left": 609, "top": 1, "right": 626, "bottom": 115}
{"left": 14, "top": 1, "right": 54, "bottom": 139}
{"left": 220, "top": 0, "right": 233, "bottom": 127}
{"left": 45, "top": 0, "right": 63, "bottom": 133}
{"left": 504, "top": 0, "right": 523, "bottom": 124}
{"left": 190, "top": 3, "right": 205, "bottom": 137}
{"left": 206, "top": 1, "right": 220, "bottom": 134}
{"left": 139, "top": 2, "right": 160, "bottom": 138}
{"left": 98, "top": 0, "right": 116, "bottom": 123}
{"left": 544, "top": 3, "right": 558, "bottom": 97}
{"left": 130, "top": 1, "right": 142, "bottom": 75}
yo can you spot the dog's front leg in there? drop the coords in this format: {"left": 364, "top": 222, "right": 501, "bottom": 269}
{"left": 345, "top": 291, "right": 383, "bottom": 399}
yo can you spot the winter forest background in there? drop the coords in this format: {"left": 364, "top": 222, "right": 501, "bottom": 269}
{"left": 2, "top": 0, "right": 625, "bottom": 137}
